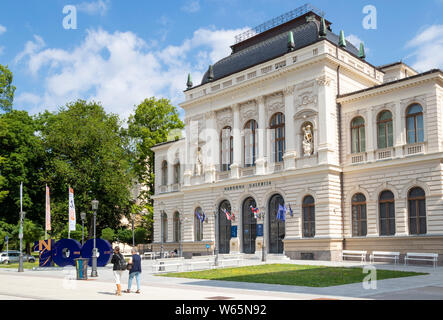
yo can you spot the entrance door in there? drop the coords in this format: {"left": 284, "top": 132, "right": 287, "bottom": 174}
{"left": 269, "top": 194, "right": 285, "bottom": 254}
{"left": 218, "top": 200, "right": 232, "bottom": 254}
{"left": 242, "top": 197, "right": 257, "bottom": 254}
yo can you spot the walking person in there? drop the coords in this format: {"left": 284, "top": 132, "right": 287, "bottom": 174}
{"left": 111, "top": 246, "right": 126, "bottom": 296}
{"left": 125, "top": 248, "right": 142, "bottom": 294}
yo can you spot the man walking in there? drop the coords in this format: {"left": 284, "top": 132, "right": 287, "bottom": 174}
{"left": 125, "top": 248, "right": 142, "bottom": 294}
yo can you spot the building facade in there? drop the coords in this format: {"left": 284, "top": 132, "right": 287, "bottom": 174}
{"left": 152, "top": 6, "right": 443, "bottom": 264}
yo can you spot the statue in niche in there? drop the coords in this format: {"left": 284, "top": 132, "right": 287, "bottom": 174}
{"left": 302, "top": 124, "right": 314, "bottom": 156}
{"left": 195, "top": 147, "right": 203, "bottom": 176}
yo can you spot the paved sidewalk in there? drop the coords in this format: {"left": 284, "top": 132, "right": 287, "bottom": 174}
{"left": 0, "top": 259, "right": 441, "bottom": 300}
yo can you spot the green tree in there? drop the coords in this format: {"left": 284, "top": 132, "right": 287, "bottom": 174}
{"left": 22, "top": 219, "right": 44, "bottom": 254}
{"left": 127, "top": 97, "right": 184, "bottom": 196}
{"left": 38, "top": 100, "right": 135, "bottom": 237}
{"left": 101, "top": 227, "right": 115, "bottom": 242}
{"left": 0, "top": 65, "right": 15, "bottom": 112}
{"left": 0, "top": 110, "right": 46, "bottom": 225}
{"left": 134, "top": 227, "right": 147, "bottom": 245}
{"left": 60, "top": 224, "right": 83, "bottom": 243}
{"left": 116, "top": 228, "right": 132, "bottom": 245}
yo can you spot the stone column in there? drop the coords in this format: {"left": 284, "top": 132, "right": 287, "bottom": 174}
{"left": 393, "top": 101, "right": 404, "bottom": 158}
{"left": 283, "top": 86, "right": 297, "bottom": 170}
{"left": 231, "top": 104, "right": 241, "bottom": 179}
{"left": 256, "top": 96, "right": 267, "bottom": 175}
{"left": 183, "top": 117, "right": 193, "bottom": 186}
{"left": 366, "top": 107, "right": 375, "bottom": 162}
{"left": 316, "top": 75, "right": 336, "bottom": 165}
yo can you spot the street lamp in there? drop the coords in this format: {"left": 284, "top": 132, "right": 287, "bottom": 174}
{"left": 214, "top": 204, "right": 219, "bottom": 267}
{"left": 261, "top": 210, "right": 267, "bottom": 263}
{"left": 91, "top": 199, "right": 99, "bottom": 277}
{"left": 80, "top": 212, "right": 86, "bottom": 245}
{"left": 131, "top": 213, "right": 135, "bottom": 247}
{"left": 18, "top": 211, "right": 26, "bottom": 273}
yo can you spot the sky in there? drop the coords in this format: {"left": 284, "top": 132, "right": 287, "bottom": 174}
{"left": 0, "top": 0, "right": 442, "bottom": 120}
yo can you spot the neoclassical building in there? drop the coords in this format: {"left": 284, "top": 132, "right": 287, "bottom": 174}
{"left": 152, "top": 5, "right": 443, "bottom": 263}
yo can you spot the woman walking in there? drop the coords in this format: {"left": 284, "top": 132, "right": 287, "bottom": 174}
{"left": 125, "top": 248, "right": 142, "bottom": 294}
{"left": 111, "top": 246, "right": 126, "bottom": 296}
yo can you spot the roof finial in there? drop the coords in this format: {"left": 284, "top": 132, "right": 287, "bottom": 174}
{"left": 208, "top": 65, "right": 214, "bottom": 82}
{"left": 319, "top": 17, "right": 327, "bottom": 38}
{"left": 339, "top": 30, "right": 347, "bottom": 48}
{"left": 186, "top": 73, "right": 193, "bottom": 89}
{"left": 358, "top": 42, "right": 366, "bottom": 59}
{"left": 288, "top": 31, "right": 295, "bottom": 52}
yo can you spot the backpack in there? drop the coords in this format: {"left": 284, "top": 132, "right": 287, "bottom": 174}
{"left": 118, "top": 254, "right": 127, "bottom": 270}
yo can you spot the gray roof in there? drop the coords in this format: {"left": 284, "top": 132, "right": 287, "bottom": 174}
{"left": 200, "top": 19, "right": 360, "bottom": 85}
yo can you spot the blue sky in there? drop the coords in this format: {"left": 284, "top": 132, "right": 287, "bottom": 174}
{"left": 0, "top": 0, "right": 442, "bottom": 119}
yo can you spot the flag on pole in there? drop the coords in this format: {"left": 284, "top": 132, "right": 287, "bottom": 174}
{"left": 195, "top": 210, "right": 205, "bottom": 223}
{"left": 201, "top": 211, "right": 206, "bottom": 223}
{"left": 223, "top": 208, "right": 231, "bottom": 221}
{"left": 68, "top": 187, "right": 76, "bottom": 231}
{"left": 287, "top": 204, "right": 293, "bottom": 217}
{"left": 250, "top": 206, "right": 259, "bottom": 219}
{"left": 45, "top": 185, "right": 51, "bottom": 231}
{"left": 277, "top": 204, "right": 286, "bottom": 222}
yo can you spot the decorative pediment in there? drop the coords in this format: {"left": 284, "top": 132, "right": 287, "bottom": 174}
{"left": 216, "top": 107, "right": 233, "bottom": 129}
{"left": 267, "top": 92, "right": 284, "bottom": 114}
{"left": 240, "top": 100, "right": 258, "bottom": 124}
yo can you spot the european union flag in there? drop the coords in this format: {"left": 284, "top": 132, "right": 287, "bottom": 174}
{"left": 277, "top": 204, "right": 286, "bottom": 222}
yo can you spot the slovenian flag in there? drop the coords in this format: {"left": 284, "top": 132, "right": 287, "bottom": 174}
{"left": 287, "top": 204, "right": 293, "bottom": 217}
{"left": 250, "top": 206, "right": 259, "bottom": 219}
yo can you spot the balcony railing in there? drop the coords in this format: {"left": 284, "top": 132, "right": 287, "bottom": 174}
{"left": 405, "top": 142, "right": 426, "bottom": 156}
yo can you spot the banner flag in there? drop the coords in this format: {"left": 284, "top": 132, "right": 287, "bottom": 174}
{"left": 277, "top": 204, "right": 286, "bottom": 222}
{"left": 68, "top": 187, "right": 76, "bottom": 231}
{"left": 223, "top": 208, "right": 231, "bottom": 221}
{"left": 250, "top": 205, "right": 259, "bottom": 219}
{"left": 46, "top": 185, "right": 51, "bottom": 231}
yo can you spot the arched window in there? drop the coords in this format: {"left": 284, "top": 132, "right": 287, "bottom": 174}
{"left": 377, "top": 111, "right": 393, "bottom": 149}
{"left": 379, "top": 190, "right": 395, "bottom": 236}
{"left": 406, "top": 104, "right": 424, "bottom": 144}
{"left": 194, "top": 207, "right": 204, "bottom": 241}
{"left": 161, "top": 161, "right": 168, "bottom": 186}
{"left": 173, "top": 212, "right": 180, "bottom": 243}
{"left": 352, "top": 193, "right": 367, "bottom": 237}
{"left": 408, "top": 187, "right": 427, "bottom": 235}
{"left": 174, "top": 162, "right": 180, "bottom": 184}
{"left": 161, "top": 212, "right": 168, "bottom": 243}
{"left": 220, "top": 126, "right": 233, "bottom": 172}
{"left": 270, "top": 113, "right": 285, "bottom": 162}
{"left": 351, "top": 117, "right": 365, "bottom": 154}
{"left": 244, "top": 120, "right": 258, "bottom": 167}
{"left": 302, "top": 196, "right": 315, "bottom": 238}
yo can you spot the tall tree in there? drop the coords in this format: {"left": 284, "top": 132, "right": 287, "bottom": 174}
{"left": 127, "top": 97, "right": 184, "bottom": 198}
{"left": 0, "top": 65, "right": 15, "bottom": 112}
{"left": 39, "top": 100, "right": 135, "bottom": 238}
{"left": 0, "top": 110, "right": 46, "bottom": 224}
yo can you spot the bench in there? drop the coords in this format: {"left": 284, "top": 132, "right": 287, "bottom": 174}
{"left": 370, "top": 251, "right": 400, "bottom": 265}
{"left": 144, "top": 252, "right": 160, "bottom": 260}
{"left": 341, "top": 250, "right": 367, "bottom": 263}
{"left": 405, "top": 252, "right": 439, "bottom": 268}
{"left": 219, "top": 258, "right": 243, "bottom": 268}
{"left": 152, "top": 258, "right": 185, "bottom": 273}
{"left": 185, "top": 257, "right": 215, "bottom": 271}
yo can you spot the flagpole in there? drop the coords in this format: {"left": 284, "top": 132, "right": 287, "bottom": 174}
{"left": 68, "top": 186, "right": 70, "bottom": 240}
{"left": 45, "top": 185, "right": 47, "bottom": 241}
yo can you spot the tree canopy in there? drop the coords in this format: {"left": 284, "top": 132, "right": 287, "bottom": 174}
{"left": 0, "top": 65, "right": 15, "bottom": 112}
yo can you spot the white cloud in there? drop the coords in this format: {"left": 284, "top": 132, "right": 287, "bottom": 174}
{"left": 0, "top": 47, "right": 4, "bottom": 56}
{"left": 14, "top": 26, "right": 247, "bottom": 120}
{"left": 77, "top": 0, "right": 110, "bottom": 16}
{"left": 406, "top": 25, "right": 443, "bottom": 72}
{"left": 181, "top": 0, "right": 200, "bottom": 13}
{"left": 0, "top": 25, "right": 6, "bottom": 35}
{"left": 346, "top": 34, "right": 370, "bottom": 54}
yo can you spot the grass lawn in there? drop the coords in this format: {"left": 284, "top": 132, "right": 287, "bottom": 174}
{"left": 159, "top": 264, "right": 428, "bottom": 287}
{"left": 0, "top": 260, "right": 40, "bottom": 269}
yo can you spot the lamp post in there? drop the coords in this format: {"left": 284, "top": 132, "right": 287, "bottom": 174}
{"left": 80, "top": 212, "right": 86, "bottom": 245}
{"left": 261, "top": 210, "right": 266, "bottom": 263}
{"left": 91, "top": 199, "right": 99, "bottom": 277}
{"left": 131, "top": 213, "right": 135, "bottom": 247}
{"left": 18, "top": 211, "right": 26, "bottom": 273}
{"left": 214, "top": 204, "right": 219, "bottom": 267}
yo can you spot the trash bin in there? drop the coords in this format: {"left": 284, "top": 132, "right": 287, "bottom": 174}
{"left": 74, "top": 258, "right": 89, "bottom": 280}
